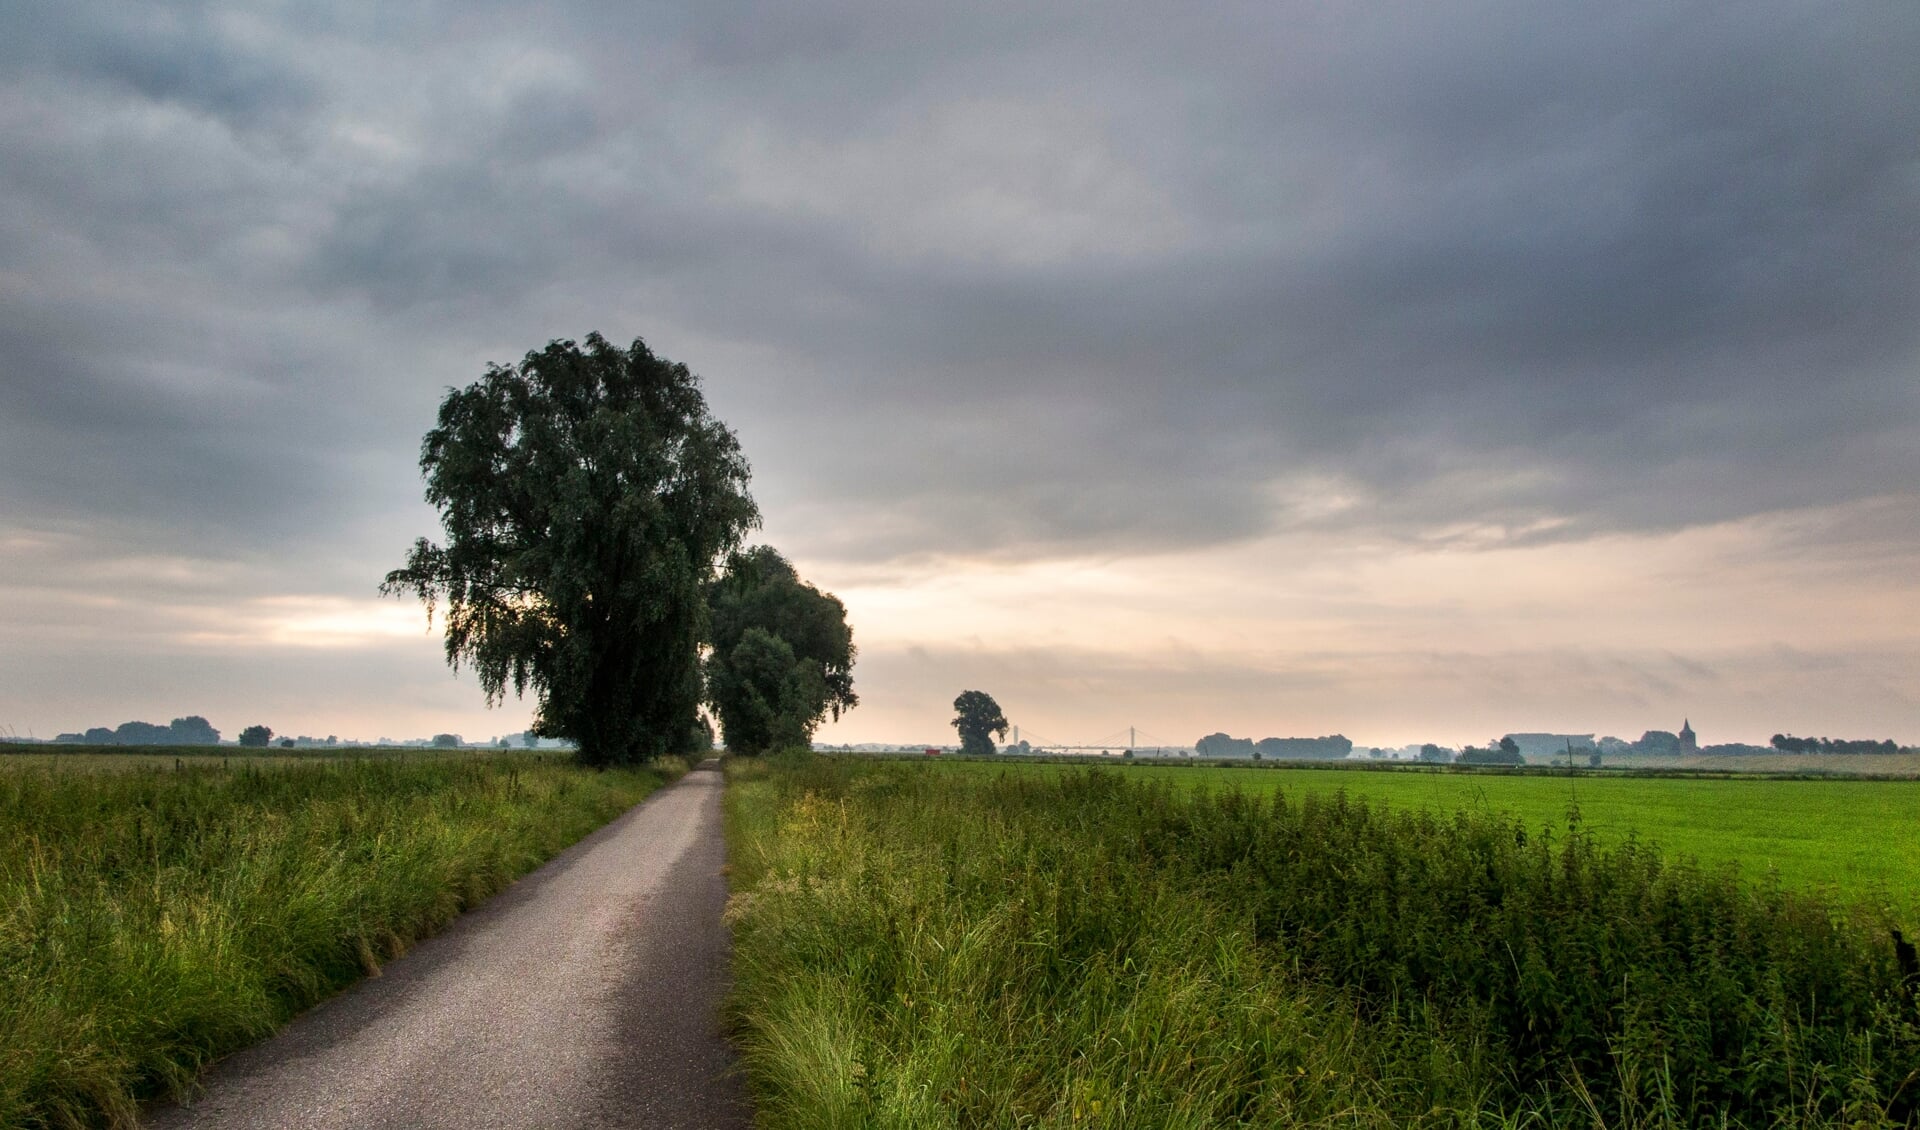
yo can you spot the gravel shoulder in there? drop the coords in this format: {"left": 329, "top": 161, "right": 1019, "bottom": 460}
{"left": 144, "top": 759, "right": 750, "bottom": 1130}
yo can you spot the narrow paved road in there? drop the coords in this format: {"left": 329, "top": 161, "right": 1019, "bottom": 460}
{"left": 146, "top": 760, "right": 751, "bottom": 1130}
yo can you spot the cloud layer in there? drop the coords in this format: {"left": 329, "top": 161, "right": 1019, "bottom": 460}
{"left": 2, "top": 1, "right": 1916, "bottom": 741}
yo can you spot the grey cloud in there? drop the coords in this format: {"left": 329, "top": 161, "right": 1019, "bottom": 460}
{"left": 1, "top": 0, "right": 1917, "bottom": 581}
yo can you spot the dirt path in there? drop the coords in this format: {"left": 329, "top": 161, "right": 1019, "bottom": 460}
{"left": 145, "top": 760, "right": 751, "bottom": 1130}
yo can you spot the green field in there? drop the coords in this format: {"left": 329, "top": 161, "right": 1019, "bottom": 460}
{"left": 0, "top": 751, "right": 678, "bottom": 1129}
{"left": 929, "top": 758, "right": 1920, "bottom": 923}
{"left": 726, "top": 755, "right": 1920, "bottom": 1129}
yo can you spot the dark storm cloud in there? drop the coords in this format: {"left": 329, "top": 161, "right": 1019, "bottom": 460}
{"left": 2, "top": 0, "right": 1917, "bottom": 575}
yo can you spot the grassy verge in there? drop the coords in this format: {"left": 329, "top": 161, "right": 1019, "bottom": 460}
{"left": 725, "top": 755, "right": 1920, "bottom": 1129}
{"left": 0, "top": 753, "right": 681, "bottom": 1128}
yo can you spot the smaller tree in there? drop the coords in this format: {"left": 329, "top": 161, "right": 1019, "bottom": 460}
{"left": 705, "top": 546, "right": 857, "bottom": 754}
{"left": 238, "top": 725, "right": 273, "bottom": 748}
{"left": 952, "top": 691, "right": 1008, "bottom": 756}
{"left": 707, "top": 628, "right": 823, "bottom": 753}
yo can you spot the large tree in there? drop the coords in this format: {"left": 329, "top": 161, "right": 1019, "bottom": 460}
{"left": 383, "top": 333, "right": 759, "bottom": 766}
{"left": 951, "top": 690, "right": 1008, "bottom": 755}
{"left": 706, "top": 546, "right": 857, "bottom": 754}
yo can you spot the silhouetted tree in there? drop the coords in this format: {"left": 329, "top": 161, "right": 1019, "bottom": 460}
{"left": 383, "top": 333, "right": 759, "bottom": 766}
{"left": 705, "top": 546, "right": 857, "bottom": 754}
{"left": 952, "top": 691, "right": 1008, "bottom": 755}
{"left": 1771, "top": 733, "right": 1901, "bottom": 755}
{"left": 1197, "top": 732, "right": 1256, "bottom": 758}
{"left": 169, "top": 716, "right": 220, "bottom": 744}
{"left": 238, "top": 725, "right": 273, "bottom": 748}
{"left": 1634, "top": 730, "right": 1682, "bottom": 755}
{"left": 1461, "top": 742, "right": 1525, "bottom": 766}
{"left": 1256, "top": 735, "right": 1353, "bottom": 760}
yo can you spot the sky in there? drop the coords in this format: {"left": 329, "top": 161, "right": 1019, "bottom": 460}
{"left": 2, "top": 1, "right": 1917, "bottom": 749}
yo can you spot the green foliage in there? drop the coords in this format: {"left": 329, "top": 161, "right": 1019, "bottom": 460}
{"left": 706, "top": 547, "right": 856, "bottom": 754}
{"left": 237, "top": 725, "right": 272, "bottom": 748}
{"left": 1458, "top": 743, "right": 1525, "bottom": 765}
{"left": 383, "top": 333, "right": 759, "bottom": 766}
{"left": 950, "top": 690, "right": 1007, "bottom": 755}
{"left": 1159, "top": 791, "right": 1916, "bottom": 1126}
{"left": 725, "top": 757, "right": 1920, "bottom": 1129}
{"left": 0, "top": 754, "right": 677, "bottom": 1128}
{"left": 705, "top": 629, "right": 820, "bottom": 755}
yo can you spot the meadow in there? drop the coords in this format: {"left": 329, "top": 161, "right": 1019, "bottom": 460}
{"left": 0, "top": 750, "right": 679, "bottom": 1129}
{"left": 939, "top": 758, "right": 1920, "bottom": 923}
{"left": 725, "top": 755, "right": 1920, "bottom": 1129}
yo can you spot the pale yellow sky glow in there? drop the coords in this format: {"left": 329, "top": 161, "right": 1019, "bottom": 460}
{"left": 802, "top": 496, "right": 1920, "bottom": 749}
{"left": 4, "top": 497, "right": 1914, "bottom": 750}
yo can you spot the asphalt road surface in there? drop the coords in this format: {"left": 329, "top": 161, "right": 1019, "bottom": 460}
{"left": 146, "top": 760, "right": 751, "bottom": 1130}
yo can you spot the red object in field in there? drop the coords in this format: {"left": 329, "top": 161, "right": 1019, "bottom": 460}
{"left": 924, "top": 748, "right": 941, "bottom": 756}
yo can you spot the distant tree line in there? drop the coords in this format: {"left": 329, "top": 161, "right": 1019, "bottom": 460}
{"left": 1195, "top": 733, "right": 1353, "bottom": 760}
{"left": 54, "top": 716, "right": 220, "bottom": 746}
{"left": 1770, "top": 734, "right": 1904, "bottom": 755}
{"left": 1458, "top": 736, "right": 1525, "bottom": 766}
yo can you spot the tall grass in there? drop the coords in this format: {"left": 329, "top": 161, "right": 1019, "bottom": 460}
{"left": 725, "top": 756, "right": 1920, "bottom": 1129}
{"left": 0, "top": 754, "right": 680, "bottom": 1128}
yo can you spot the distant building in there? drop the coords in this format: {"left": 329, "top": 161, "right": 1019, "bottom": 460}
{"left": 1679, "top": 719, "right": 1697, "bottom": 752}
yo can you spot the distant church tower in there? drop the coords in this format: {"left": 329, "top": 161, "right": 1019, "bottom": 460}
{"left": 1679, "top": 719, "right": 1697, "bottom": 752}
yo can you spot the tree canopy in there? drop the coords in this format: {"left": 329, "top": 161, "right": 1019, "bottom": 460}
{"left": 952, "top": 690, "right": 1008, "bottom": 755}
{"left": 705, "top": 546, "right": 857, "bottom": 754}
{"left": 53, "top": 717, "right": 222, "bottom": 746}
{"left": 383, "top": 333, "right": 759, "bottom": 766}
